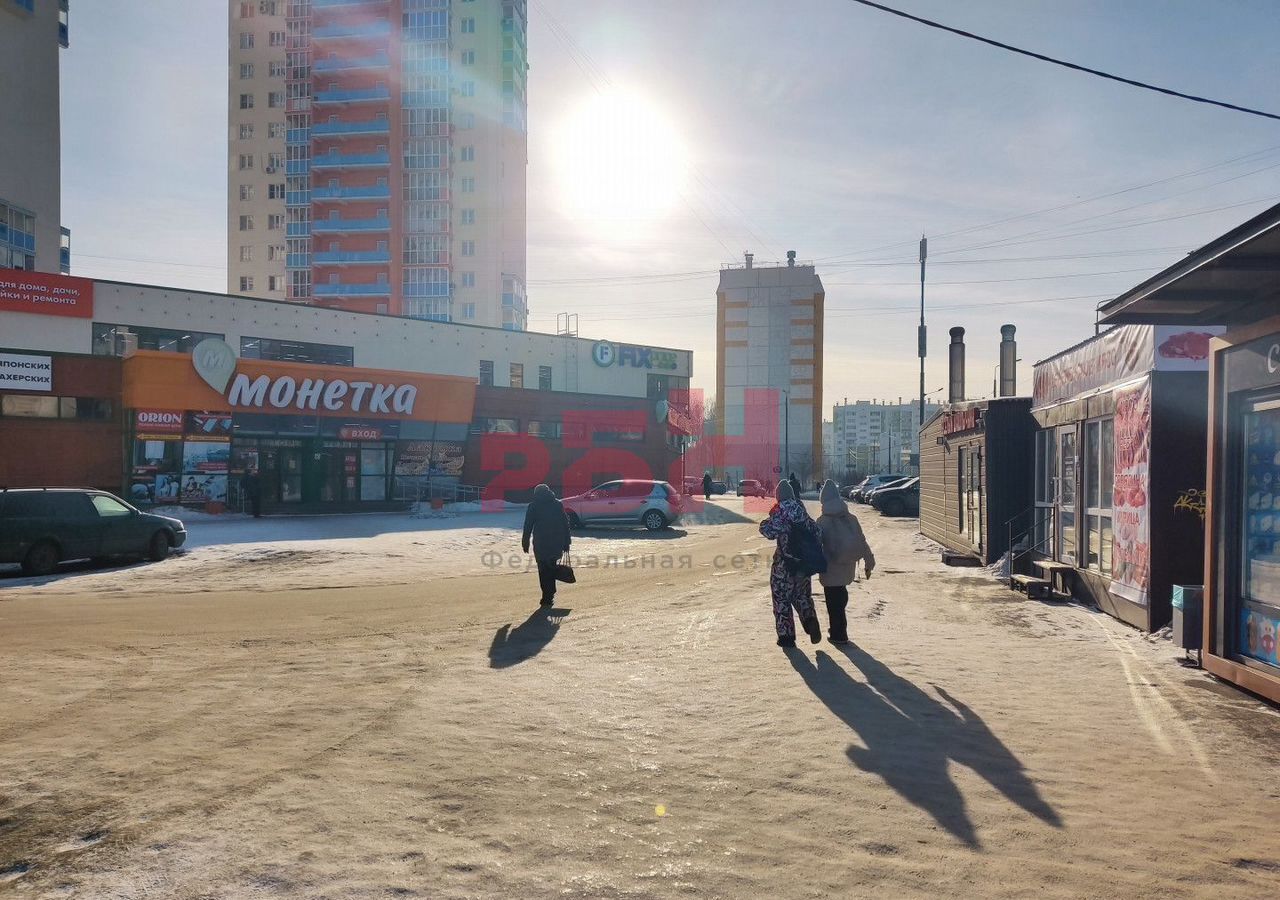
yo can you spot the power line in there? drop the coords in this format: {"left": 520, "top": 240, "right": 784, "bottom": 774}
{"left": 845, "top": 0, "right": 1280, "bottom": 121}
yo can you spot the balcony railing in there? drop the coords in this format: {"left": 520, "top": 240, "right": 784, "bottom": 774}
{"left": 314, "top": 282, "right": 392, "bottom": 297}
{"left": 312, "top": 184, "right": 391, "bottom": 201}
{"left": 313, "top": 0, "right": 389, "bottom": 6}
{"left": 313, "top": 20, "right": 392, "bottom": 40}
{"left": 286, "top": 160, "right": 310, "bottom": 176}
{"left": 313, "top": 53, "right": 391, "bottom": 72}
{"left": 312, "top": 217, "right": 391, "bottom": 233}
{"left": 312, "top": 250, "right": 392, "bottom": 265}
{"left": 311, "top": 119, "right": 390, "bottom": 136}
{"left": 311, "top": 151, "right": 390, "bottom": 169}
{"left": 286, "top": 223, "right": 312, "bottom": 237}
{"left": 313, "top": 86, "right": 391, "bottom": 105}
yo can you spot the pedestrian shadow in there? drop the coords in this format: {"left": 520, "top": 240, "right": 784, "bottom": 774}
{"left": 488, "top": 607, "right": 570, "bottom": 669}
{"left": 785, "top": 644, "right": 1061, "bottom": 849}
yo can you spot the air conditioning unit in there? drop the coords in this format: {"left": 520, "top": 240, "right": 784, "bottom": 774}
{"left": 265, "top": 166, "right": 278, "bottom": 174}
{"left": 114, "top": 331, "right": 139, "bottom": 358}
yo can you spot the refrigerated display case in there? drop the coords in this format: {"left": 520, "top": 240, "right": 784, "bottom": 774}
{"left": 1237, "top": 398, "right": 1280, "bottom": 671}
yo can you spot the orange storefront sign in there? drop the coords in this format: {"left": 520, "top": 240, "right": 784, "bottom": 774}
{"left": 0, "top": 271, "right": 94, "bottom": 318}
{"left": 122, "top": 350, "right": 476, "bottom": 423}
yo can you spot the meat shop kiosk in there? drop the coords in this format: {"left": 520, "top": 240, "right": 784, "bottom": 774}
{"left": 1098, "top": 201, "right": 1280, "bottom": 703}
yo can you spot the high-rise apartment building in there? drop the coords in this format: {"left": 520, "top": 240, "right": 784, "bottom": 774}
{"left": 227, "top": 0, "right": 528, "bottom": 329}
{"left": 831, "top": 398, "right": 940, "bottom": 477}
{"left": 716, "top": 252, "right": 824, "bottom": 481}
{"left": 1, "top": 0, "right": 70, "bottom": 275}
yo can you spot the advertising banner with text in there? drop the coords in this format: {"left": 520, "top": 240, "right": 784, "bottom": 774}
{"left": 0, "top": 271, "right": 94, "bottom": 318}
{"left": 1110, "top": 378, "right": 1151, "bottom": 607}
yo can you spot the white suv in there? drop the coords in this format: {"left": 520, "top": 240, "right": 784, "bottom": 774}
{"left": 561, "top": 480, "right": 683, "bottom": 531}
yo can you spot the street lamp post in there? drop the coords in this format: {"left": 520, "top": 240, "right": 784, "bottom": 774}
{"left": 918, "top": 235, "right": 927, "bottom": 423}
{"left": 991, "top": 358, "right": 1023, "bottom": 397}
{"left": 779, "top": 387, "right": 790, "bottom": 477}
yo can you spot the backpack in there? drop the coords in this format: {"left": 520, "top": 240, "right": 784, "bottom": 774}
{"left": 784, "top": 521, "right": 828, "bottom": 576}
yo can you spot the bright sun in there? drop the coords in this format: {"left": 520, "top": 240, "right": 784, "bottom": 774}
{"left": 555, "top": 88, "right": 690, "bottom": 229}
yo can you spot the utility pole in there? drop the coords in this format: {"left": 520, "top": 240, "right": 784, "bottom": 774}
{"left": 918, "top": 235, "right": 927, "bottom": 422}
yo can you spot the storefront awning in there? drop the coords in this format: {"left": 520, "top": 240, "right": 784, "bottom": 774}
{"left": 1098, "top": 202, "right": 1280, "bottom": 326}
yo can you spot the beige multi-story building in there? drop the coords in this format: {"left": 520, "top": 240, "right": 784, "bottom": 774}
{"left": 226, "top": 0, "right": 528, "bottom": 330}
{"left": 1, "top": 0, "right": 70, "bottom": 275}
{"left": 716, "top": 252, "right": 824, "bottom": 482}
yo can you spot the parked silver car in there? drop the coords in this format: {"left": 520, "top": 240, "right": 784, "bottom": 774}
{"left": 561, "top": 479, "right": 683, "bottom": 531}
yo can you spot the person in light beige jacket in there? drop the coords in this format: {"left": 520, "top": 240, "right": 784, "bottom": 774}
{"left": 816, "top": 479, "right": 875, "bottom": 644}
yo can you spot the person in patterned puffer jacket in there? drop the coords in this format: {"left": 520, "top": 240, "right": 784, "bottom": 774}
{"left": 759, "top": 480, "right": 823, "bottom": 647}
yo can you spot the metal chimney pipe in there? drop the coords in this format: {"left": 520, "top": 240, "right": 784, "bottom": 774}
{"left": 948, "top": 327, "right": 966, "bottom": 404}
{"left": 999, "top": 324, "right": 1017, "bottom": 397}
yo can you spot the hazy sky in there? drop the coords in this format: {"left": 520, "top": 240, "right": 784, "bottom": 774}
{"left": 61, "top": 0, "right": 1280, "bottom": 407}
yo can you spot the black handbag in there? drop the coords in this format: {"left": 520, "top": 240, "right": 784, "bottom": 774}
{"left": 554, "top": 552, "right": 576, "bottom": 583}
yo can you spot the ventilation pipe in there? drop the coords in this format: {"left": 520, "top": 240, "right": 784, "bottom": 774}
{"left": 948, "top": 326, "right": 966, "bottom": 404}
{"left": 744, "top": 252, "right": 754, "bottom": 269}
{"left": 999, "top": 324, "right": 1017, "bottom": 397}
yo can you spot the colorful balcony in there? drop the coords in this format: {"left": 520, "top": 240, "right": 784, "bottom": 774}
{"left": 313, "top": 20, "right": 392, "bottom": 41}
{"left": 312, "top": 250, "right": 392, "bottom": 265}
{"left": 312, "top": 185, "right": 391, "bottom": 201}
{"left": 311, "top": 151, "right": 390, "bottom": 170}
{"left": 313, "top": 53, "right": 391, "bottom": 73}
{"left": 311, "top": 119, "right": 390, "bottom": 137}
{"left": 312, "top": 217, "right": 391, "bottom": 234}
{"left": 313, "top": 86, "right": 392, "bottom": 105}
{"left": 314, "top": 282, "right": 392, "bottom": 298}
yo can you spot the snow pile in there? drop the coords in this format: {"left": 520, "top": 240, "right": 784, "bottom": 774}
{"left": 409, "top": 499, "right": 526, "bottom": 518}
{"left": 150, "top": 506, "right": 249, "bottom": 523}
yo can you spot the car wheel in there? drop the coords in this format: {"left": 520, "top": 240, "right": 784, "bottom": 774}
{"left": 642, "top": 509, "right": 667, "bottom": 531}
{"left": 567, "top": 510, "right": 584, "bottom": 530}
{"left": 147, "top": 530, "right": 172, "bottom": 562}
{"left": 882, "top": 497, "right": 904, "bottom": 517}
{"left": 22, "top": 541, "right": 59, "bottom": 577}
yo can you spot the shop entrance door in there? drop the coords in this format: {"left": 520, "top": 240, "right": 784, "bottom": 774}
{"left": 1056, "top": 428, "right": 1078, "bottom": 566}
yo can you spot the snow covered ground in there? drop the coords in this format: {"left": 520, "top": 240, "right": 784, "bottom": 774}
{"left": 0, "top": 498, "right": 757, "bottom": 597}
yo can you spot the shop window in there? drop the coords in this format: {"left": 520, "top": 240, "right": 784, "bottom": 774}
{"left": 471, "top": 417, "right": 518, "bottom": 434}
{"left": 1085, "top": 418, "right": 1115, "bottom": 575}
{"left": 1, "top": 395, "right": 59, "bottom": 418}
{"left": 240, "top": 336, "right": 353, "bottom": 366}
{"left": 92, "top": 323, "right": 224, "bottom": 356}
{"left": 478, "top": 359, "right": 494, "bottom": 386}
{"left": 538, "top": 365, "right": 552, "bottom": 391}
{"left": 1033, "top": 430, "right": 1056, "bottom": 556}
{"left": 527, "top": 420, "right": 561, "bottom": 439}
{"left": 509, "top": 363, "right": 523, "bottom": 389}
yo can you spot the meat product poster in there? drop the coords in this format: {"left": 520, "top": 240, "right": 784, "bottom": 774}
{"left": 1111, "top": 378, "right": 1151, "bottom": 606}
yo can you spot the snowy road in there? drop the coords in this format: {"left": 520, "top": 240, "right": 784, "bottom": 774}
{"left": 0, "top": 501, "right": 1277, "bottom": 898}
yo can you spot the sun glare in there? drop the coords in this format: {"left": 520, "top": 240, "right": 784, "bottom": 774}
{"left": 554, "top": 88, "right": 690, "bottom": 230}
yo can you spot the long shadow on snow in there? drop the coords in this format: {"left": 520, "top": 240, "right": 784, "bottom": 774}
{"left": 785, "top": 643, "right": 1061, "bottom": 849}
{"left": 488, "top": 607, "right": 570, "bottom": 668}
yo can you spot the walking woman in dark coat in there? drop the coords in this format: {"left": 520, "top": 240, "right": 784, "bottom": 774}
{"left": 759, "top": 480, "right": 823, "bottom": 647}
{"left": 522, "top": 483, "right": 571, "bottom": 606}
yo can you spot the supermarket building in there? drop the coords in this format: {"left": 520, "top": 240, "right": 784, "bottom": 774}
{"left": 0, "top": 272, "right": 693, "bottom": 511}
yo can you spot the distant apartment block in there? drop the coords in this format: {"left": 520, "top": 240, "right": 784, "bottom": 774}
{"left": 0, "top": 0, "right": 70, "bottom": 275}
{"left": 227, "top": 0, "right": 528, "bottom": 329}
{"left": 832, "top": 398, "right": 940, "bottom": 476}
{"left": 716, "top": 252, "right": 824, "bottom": 481}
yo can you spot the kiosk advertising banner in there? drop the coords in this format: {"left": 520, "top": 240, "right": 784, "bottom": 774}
{"left": 1111, "top": 378, "right": 1152, "bottom": 606}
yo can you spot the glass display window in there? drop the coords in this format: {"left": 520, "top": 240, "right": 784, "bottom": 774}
{"left": 1240, "top": 398, "right": 1280, "bottom": 669}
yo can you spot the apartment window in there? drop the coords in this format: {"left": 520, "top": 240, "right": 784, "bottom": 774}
{"left": 268, "top": 183, "right": 285, "bottom": 199}
{"left": 460, "top": 17, "right": 475, "bottom": 33}
{"left": 239, "top": 215, "right": 254, "bottom": 231}
{"left": 269, "top": 31, "right": 285, "bottom": 46}
{"left": 240, "top": 336, "right": 353, "bottom": 366}
{"left": 239, "top": 32, "right": 255, "bottom": 49}
{"left": 239, "top": 63, "right": 255, "bottom": 79}
{"left": 268, "top": 122, "right": 285, "bottom": 139}
{"left": 460, "top": 208, "right": 476, "bottom": 226}
{"left": 461, "top": 49, "right": 475, "bottom": 65}
{"left": 239, "top": 2, "right": 254, "bottom": 17}
{"left": 461, "top": 271, "right": 476, "bottom": 288}
{"left": 239, "top": 123, "right": 254, "bottom": 140}
{"left": 460, "top": 81, "right": 476, "bottom": 97}
{"left": 239, "top": 184, "right": 255, "bottom": 201}
{"left": 478, "top": 360, "right": 494, "bottom": 386}
{"left": 539, "top": 365, "right": 552, "bottom": 391}
{"left": 460, "top": 145, "right": 475, "bottom": 162}
{"left": 461, "top": 240, "right": 475, "bottom": 256}
{"left": 269, "top": 60, "right": 286, "bottom": 78}
{"left": 268, "top": 91, "right": 284, "bottom": 108}
{"left": 268, "top": 214, "right": 284, "bottom": 230}
{"left": 268, "top": 245, "right": 285, "bottom": 261}
{"left": 509, "top": 363, "right": 524, "bottom": 389}
{"left": 459, "top": 112, "right": 475, "bottom": 129}
{"left": 461, "top": 177, "right": 475, "bottom": 193}
{"left": 239, "top": 93, "right": 254, "bottom": 109}
{"left": 267, "top": 152, "right": 284, "bottom": 170}
{"left": 240, "top": 276, "right": 254, "bottom": 291}
{"left": 239, "top": 246, "right": 253, "bottom": 262}
{"left": 259, "top": 0, "right": 279, "bottom": 13}
{"left": 462, "top": 303, "right": 476, "bottom": 319}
